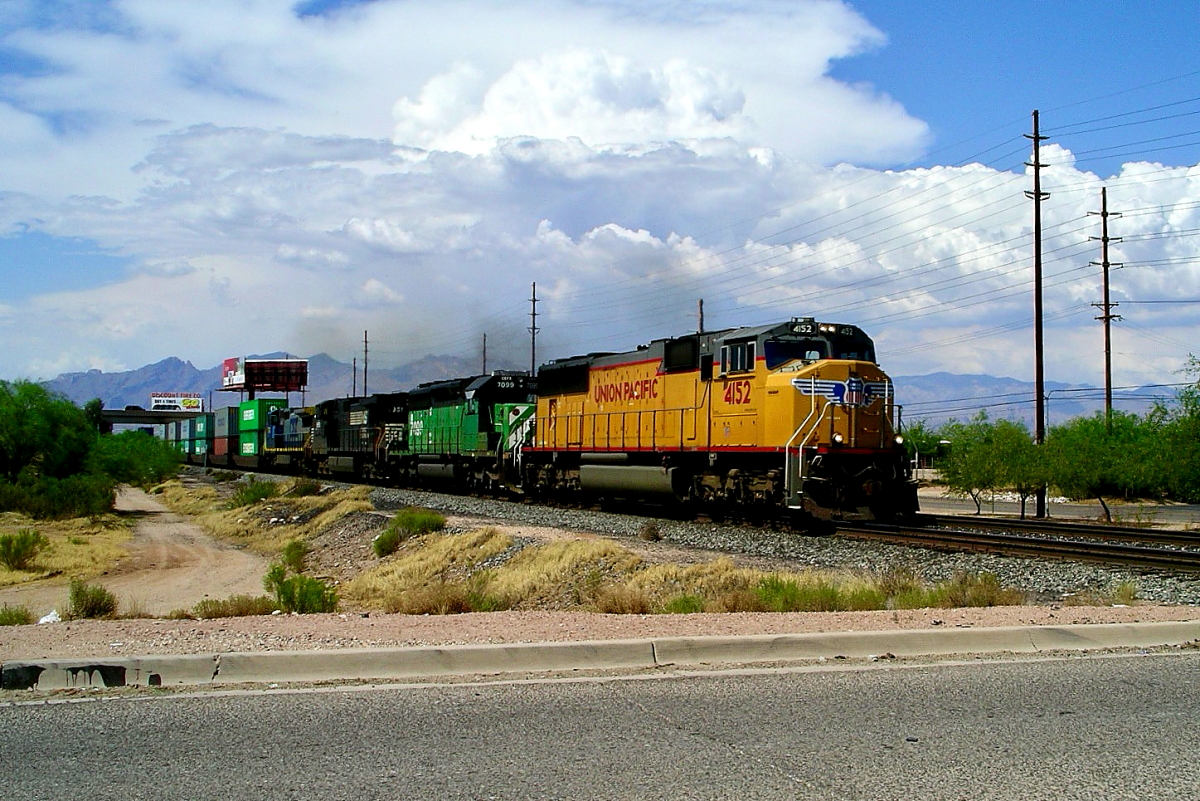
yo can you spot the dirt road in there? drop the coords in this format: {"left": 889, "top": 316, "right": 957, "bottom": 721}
{"left": 0, "top": 488, "right": 270, "bottom": 619}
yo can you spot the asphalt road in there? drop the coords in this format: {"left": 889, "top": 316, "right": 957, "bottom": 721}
{"left": 4, "top": 652, "right": 1199, "bottom": 800}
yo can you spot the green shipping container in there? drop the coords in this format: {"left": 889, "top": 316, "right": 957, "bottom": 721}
{"left": 239, "top": 399, "right": 289, "bottom": 432}
{"left": 239, "top": 431, "right": 261, "bottom": 456}
{"left": 194, "top": 413, "right": 213, "bottom": 439}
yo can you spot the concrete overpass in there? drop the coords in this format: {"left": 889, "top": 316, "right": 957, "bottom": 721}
{"left": 97, "top": 409, "right": 200, "bottom": 435}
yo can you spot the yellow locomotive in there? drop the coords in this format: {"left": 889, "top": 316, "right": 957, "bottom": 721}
{"left": 523, "top": 318, "right": 917, "bottom": 522}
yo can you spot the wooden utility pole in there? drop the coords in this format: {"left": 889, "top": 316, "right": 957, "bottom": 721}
{"left": 1090, "top": 187, "right": 1122, "bottom": 433}
{"left": 482, "top": 333, "right": 488, "bottom": 375}
{"left": 697, "top": 299, "right": 705, "bottom": 333}
{"left": 352, "top": 357, "right": 357, "bottom": 397}
{"left": 528, "top": 282, "right": 540, "bottom": 375}
{"left": 362, "top": 330, "right": 369, "bottom": 397}
{"left": 1025, "top": 110, "right": 1050, "bottom": 518}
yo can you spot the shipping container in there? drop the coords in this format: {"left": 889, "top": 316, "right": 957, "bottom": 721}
{"left": 183, "top": 418, "right": 196, "bottom": 441}
{"left": 240, "top": 399, "right": 289, "bottom": 432}
{"left": 239, "top": 430, "right": 262, "bottom": 456}
{"left": 213, "top": 406, "right": 239, "bottom": 437}
{"left": 213, "top": 435, "right": 234, "bottom": 457}
{"left": 194, "top": 413, "right": 213, "bottom": 439}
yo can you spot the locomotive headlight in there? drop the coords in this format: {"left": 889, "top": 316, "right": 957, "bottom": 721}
{"left": 832, "top": 432, "right": 844, "bottom": 445}
{"left": 894, "top": 435, "right": 905, "bottom": 446}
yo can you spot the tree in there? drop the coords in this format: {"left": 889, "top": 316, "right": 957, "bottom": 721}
{"left": 938, "top": 412, "right": 1006, "bottom": 514}
{"left": 900, "top": 419, "right": 942, "bottom": 468}
{"left": 0, "top": 381, "right": 95, "bottom": 482}
{"left": 1044, "top": 411, "right": 1160, "bottom": 522}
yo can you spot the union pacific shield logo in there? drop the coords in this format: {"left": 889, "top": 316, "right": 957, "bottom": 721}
{"left": 792, "top": 377, "right": 889, "bottom": 408}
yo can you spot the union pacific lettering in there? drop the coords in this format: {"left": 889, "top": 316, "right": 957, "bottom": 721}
{"left": 593, "top": 377, "right": 660, "bottom": 403}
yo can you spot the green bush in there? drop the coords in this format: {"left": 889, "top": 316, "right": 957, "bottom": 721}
{"left": 263, "top": 563, "right": 338, "bottom": 614}
{"left": 67, "top": 578, "right": 119, "bottom": 619}
{"left": 280, "top": 539, "right": 310, "bottom": 574}
{"left": 0, "top": 604, "right": 34, "bottom": 626}
{"left": 0, "top": 473, "right": 115, "bottom": 519}
{"left": 229, "top": 477, "right": 280, "bottom": 508}
{"left": 0, "top": 528, "right": 49, "bottom": 571}
{"left": 373, "top": 507, "right": 446, "bottom": 557}
{"left": 86, "top": 430, "right": 182, "bottom": 489}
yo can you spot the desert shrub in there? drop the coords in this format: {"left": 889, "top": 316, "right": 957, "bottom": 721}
{"left": 263, "top": 563, "right": 338, "bottom": 613}
{"left": 593, "top": 585, "right": 652, "bottom": 614}
{"left": 280, "top": 539, "right": 310, "bottom": 574}
{"left": 638, "top": 521, "right": 663, "bottom": 541}
{"left": 286, "top": 478, "right": 323, "bottom": 497}
{"left": 373, "top": 507, "right": 446, "bottom": 557}
{"left": 0, "top": 528, "right": 49, "bottom": 571}
{"left": 67, "top": 578, "right": 119, "bottom": 619}
{"left": 193, "top": 594, "right": 278, "bottom": 619}
{"left": 229, "top": 477, "right": 280, "bottom": 508}
{"left": 0, "top": 604, "right": 33, "bottom": 626}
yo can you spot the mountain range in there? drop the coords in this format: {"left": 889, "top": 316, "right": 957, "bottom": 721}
{"left": 40, "top": 355, "right": 1172, "bottom": 427}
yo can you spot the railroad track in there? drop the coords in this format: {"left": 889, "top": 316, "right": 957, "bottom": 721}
{"left": 836, "top": 517, "right": 1200, "bottom": 573}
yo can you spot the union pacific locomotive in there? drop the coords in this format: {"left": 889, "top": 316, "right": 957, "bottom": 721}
{"left": 182, "top": 318, "right": 918, "bottom": 524}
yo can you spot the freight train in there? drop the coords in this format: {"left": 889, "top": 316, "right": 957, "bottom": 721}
{"left": 173, "top": 318, "right": 918, "bottom": 524}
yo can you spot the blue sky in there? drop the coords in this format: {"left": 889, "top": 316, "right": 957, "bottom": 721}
{"left": 1, "top": 0, "right": 1198, "bottom": 400}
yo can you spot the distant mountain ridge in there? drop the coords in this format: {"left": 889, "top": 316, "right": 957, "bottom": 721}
{"left": 43, "top": 352, "right": 503, "bottom": 411}
{"left": 42, "top": 357, "right": 1171, "bottom": 424}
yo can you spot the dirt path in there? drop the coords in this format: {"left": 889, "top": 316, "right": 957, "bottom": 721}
{"left": 0, "top": 488, "right": 271, "bottom": 619}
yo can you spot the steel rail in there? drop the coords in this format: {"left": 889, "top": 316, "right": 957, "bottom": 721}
{"left": 920, "top": 514, "right": 1200, "bottom": 548}
{"left": 835, "top": 522, "right": 1200, "bottom": 573}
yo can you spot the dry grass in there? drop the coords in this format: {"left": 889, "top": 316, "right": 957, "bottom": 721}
{"left": 158, "top": 479, "right": 374, "bottom": 555}
{"left": 0, "top": 511, "right": 131, "bottom": 587}
{"left": 342, "top": 528, "right": 514, "bottom": 609}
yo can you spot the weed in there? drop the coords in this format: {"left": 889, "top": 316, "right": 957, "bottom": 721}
{"left": 638, "top": 521, "right": 663, "bottom": 541}
{"left": 756, "top": 575, "right": 841, "bottom": 612}
{"left": 0, "top": 604, "right": 33, "bottom": 626}
{"left": 193, "top": 594, "right": 278, "bottom": 618}
{"left": 229, "top": 478, "right": 280, "bottom": 508}
{"left": 1111, "top": 579, "right": 1139, "bottom": 605}
{"left": 660, "top": 594, "right": 706, "bottom": 614}
{"left": 0, "top": 528, "right": 49, "bottom": 571}
{"left": 67, "top": 578, "right": 119, "bottom": 619}
{"left": 263, "top": 563, "right": 338, "bottom": 613}
{"left": 280, "top": 539, "right": 310, "bottom": 574}
{"left": 929, "top": 572, "right": 1025, "bottom": 608}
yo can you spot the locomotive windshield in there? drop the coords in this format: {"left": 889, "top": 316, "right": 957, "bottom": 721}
{"left": 764, "top": 336, "right": 876, "bottom": 368}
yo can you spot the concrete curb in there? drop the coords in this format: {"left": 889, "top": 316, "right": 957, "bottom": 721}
{"left": 4, "top": 620, "right": 1199, "bottom": 691}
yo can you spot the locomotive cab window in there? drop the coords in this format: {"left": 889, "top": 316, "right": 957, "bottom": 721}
{"left": 720, "top": 341, "right": 756, "bottom": 374}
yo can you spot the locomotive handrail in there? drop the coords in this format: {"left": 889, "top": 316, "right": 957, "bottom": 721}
{"left": 784, "top": 392, "right": 834, "bottom": 508}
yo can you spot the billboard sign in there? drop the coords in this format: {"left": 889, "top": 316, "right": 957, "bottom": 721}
{"left": 222, "top": 357, "right": 246, "bottom": 389}
{"left": 150, "top": 392, "right": 204, "bottom": 412}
